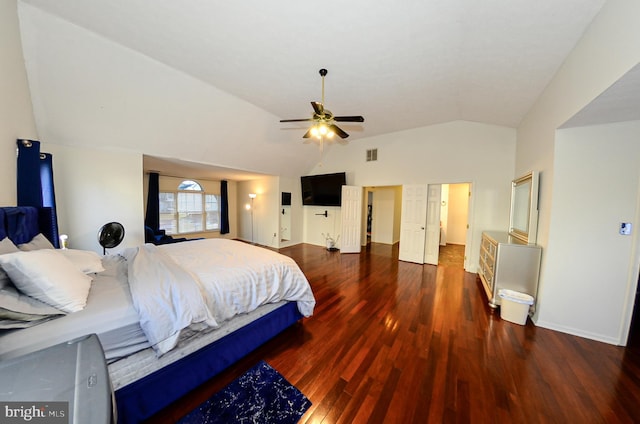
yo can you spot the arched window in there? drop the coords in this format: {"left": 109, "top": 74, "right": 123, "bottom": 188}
{"left": 178, "top": 180, "right": 202, "bottom": 191}
{"left": 159, "top": 179, "right": 221, "bottom": 235}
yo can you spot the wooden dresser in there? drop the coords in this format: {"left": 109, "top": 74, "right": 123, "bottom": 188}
{"left": 478, "top": 231, "right": 542, "bottom": 309}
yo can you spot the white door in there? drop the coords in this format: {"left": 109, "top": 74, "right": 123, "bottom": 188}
{"left": 424, "top": 184, "right": 442, "bottom": 265}
{"left": 399, "top": 184, "right": 428, "bottom": 263}
{"left": 341, "top": 185, "right": 362, "bottom": 253}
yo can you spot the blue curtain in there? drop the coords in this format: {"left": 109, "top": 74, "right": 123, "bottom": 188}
{"left": 145, "top": 172, "right": 160, "bottom": 231}
{"left": 16, "top": 139, "right": 60, "bottom": 247}
{"left": 220, "top": 180, "right": 230, "bottom": 234}
{"left": 16, "top": 139, "right": 42, "bottom": 207}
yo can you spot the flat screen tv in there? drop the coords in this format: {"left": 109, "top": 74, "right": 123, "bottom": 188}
{"left": 301, "top": 172, "right": 346, "bottom": 206}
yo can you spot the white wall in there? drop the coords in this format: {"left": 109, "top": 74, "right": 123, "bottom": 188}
{"left": 1, "top": 4, "right": 143, "bottom": 253}
{"left": 0, "top": 0, "right": 38, "bottom": 205}
{"left": 278, "top": 176, "right": 303, "bottom": 248}
{"left": 46, "top": 143, "right": 144, "bottom": 253}
{"left": 371, "top": 187, "right": 397, "bottom": 245}
{"left": 517, "top": 0, "right": 640, "bottom": 344}
{"left": 308, "top": 121, "right": 516, "bottom": 270}
{"left": 17, "top": 3, "right": 319, "bottom": 179}
{"left": 303, "top": 206, "right": 342, "bottom": 248}
{"left": 238, "top": 175, "right": 304, "bottom": 249}
{"left": 518, "top": 0, "right": 640, "bottom": 254}
{"left": 535, "top": 121, "right": 640, "bottom": 343}
{"left": 237, "top": 176, "right": 281, "bottom": 248}
{"left": 15, "top": 2, "right": 319, "bottom": 251}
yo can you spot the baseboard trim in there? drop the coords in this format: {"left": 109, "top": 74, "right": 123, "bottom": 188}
{"left": 532, "top": 317, "right": 621, "bottom": 346}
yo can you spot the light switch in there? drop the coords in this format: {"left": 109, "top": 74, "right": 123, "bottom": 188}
{"left": 620, "top": 222, "right": 632, "bottom": 235}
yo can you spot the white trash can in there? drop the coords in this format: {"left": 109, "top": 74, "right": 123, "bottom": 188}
{"left": 498, "top": 289, "right": 534, "bottom": 325}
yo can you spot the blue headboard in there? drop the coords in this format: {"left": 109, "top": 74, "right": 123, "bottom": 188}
{"left": 0, "top": 206, "right": 56, "bottom": 246}
{"left": 0, "top": 209, "right": 5, "bottom": 241}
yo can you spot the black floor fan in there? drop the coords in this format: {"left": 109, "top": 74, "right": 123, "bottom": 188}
{"left": 97, "top": 222, "right": 125, "bottom": 255}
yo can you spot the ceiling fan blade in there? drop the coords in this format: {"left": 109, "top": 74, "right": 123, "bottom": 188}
{"left": 280, "top": 118, "right": 313, "bottom": 122}
{"left": 311, "top": 102, "right": 324, "bottom": 115}
{"left": 334, "top": 115, "right": 365, "bottom": 122}
{"left": 302, "top": 128, "right": 313, "bottom": 138}
{"left": 330, "top": 124, "right": 349, "bottom": 139}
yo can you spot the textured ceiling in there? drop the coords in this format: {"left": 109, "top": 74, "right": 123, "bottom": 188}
{"left": 21, "top": 0, "right": 606, "bottom": 139}
{"left": 561, "top": 63, "right": 640, "bottom": 128}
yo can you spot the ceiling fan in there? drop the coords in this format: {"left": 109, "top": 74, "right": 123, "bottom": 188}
{"left": 280, "top": 69, "right": 364, "bottom": 141}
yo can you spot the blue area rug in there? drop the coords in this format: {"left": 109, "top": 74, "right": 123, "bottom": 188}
{"left": 178, "top": 361, "right": 311, "bottom": 424}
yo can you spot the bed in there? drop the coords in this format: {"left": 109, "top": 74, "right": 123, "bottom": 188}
{"left": 0, "top": 206, "right": 315, "bottom": 423}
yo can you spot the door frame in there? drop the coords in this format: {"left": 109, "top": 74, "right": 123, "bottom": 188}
{"left": 357, "top": 181, "right": 475, "bottom": 271}
{"left": 439, "top": 182, "right": 474, "bottom": 271}
{"left": 361, "top": 186, "right": 404, "bottom": 247}
{"left": 396, "top": 181, "right": 474, "bottom": 270}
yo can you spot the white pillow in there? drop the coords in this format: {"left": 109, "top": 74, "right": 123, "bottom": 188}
{"left": 0, "top": 237, "right": 19, "bottom": 254}
{"left": 18, "top": 233, "right": 55, "bottom": 251}
{"left": 0, "top": 237, "right": 20, "bottom": 289}
{"left": 0, "top": 250, "right": 92, "bottom": 313}
{"left": 59, "top": 249, "right": 105, "bottom": 274}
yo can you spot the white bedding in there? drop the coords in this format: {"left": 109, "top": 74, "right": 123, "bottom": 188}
{"left": 109, "top": 300, "right": 287, "bottom": 390}
{"left": 123, "top": 239, "right": 315, "bottom": 356}
{"left": 0, "top": 255, "right": 148, "bottom": 361}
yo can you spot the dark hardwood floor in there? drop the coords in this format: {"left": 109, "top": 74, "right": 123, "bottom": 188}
{"left": 148, "top": 243, "right": 640, "bottom": 423}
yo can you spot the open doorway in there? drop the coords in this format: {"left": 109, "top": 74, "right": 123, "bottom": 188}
{"left": 438, "top": 183, "right": 470, "bottom": 268}
{"left": 398, "top": 182, "right": 471, "bottom": 269}
{"left": 362, "top": 186, "right": 402, "bottom": 247}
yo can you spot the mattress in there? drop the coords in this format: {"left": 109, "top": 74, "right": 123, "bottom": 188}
{"left": 109, "top": 300, "right": 288, "bottom": 390}
{"left": 0, "top": 255, "right": 148, "bottom": 361}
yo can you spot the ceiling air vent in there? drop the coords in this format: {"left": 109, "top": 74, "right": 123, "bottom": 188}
{"left": 366, "top": 148, "right": 378, "bottom": 162}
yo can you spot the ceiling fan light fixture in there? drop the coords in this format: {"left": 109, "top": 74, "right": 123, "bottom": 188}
{"left": 279, "top": 68, "right": 364, "bottom": 143}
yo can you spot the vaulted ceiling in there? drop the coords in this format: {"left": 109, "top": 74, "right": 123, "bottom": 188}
{"left": 18, "top": 0, "right": 610, "bottom": 178}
